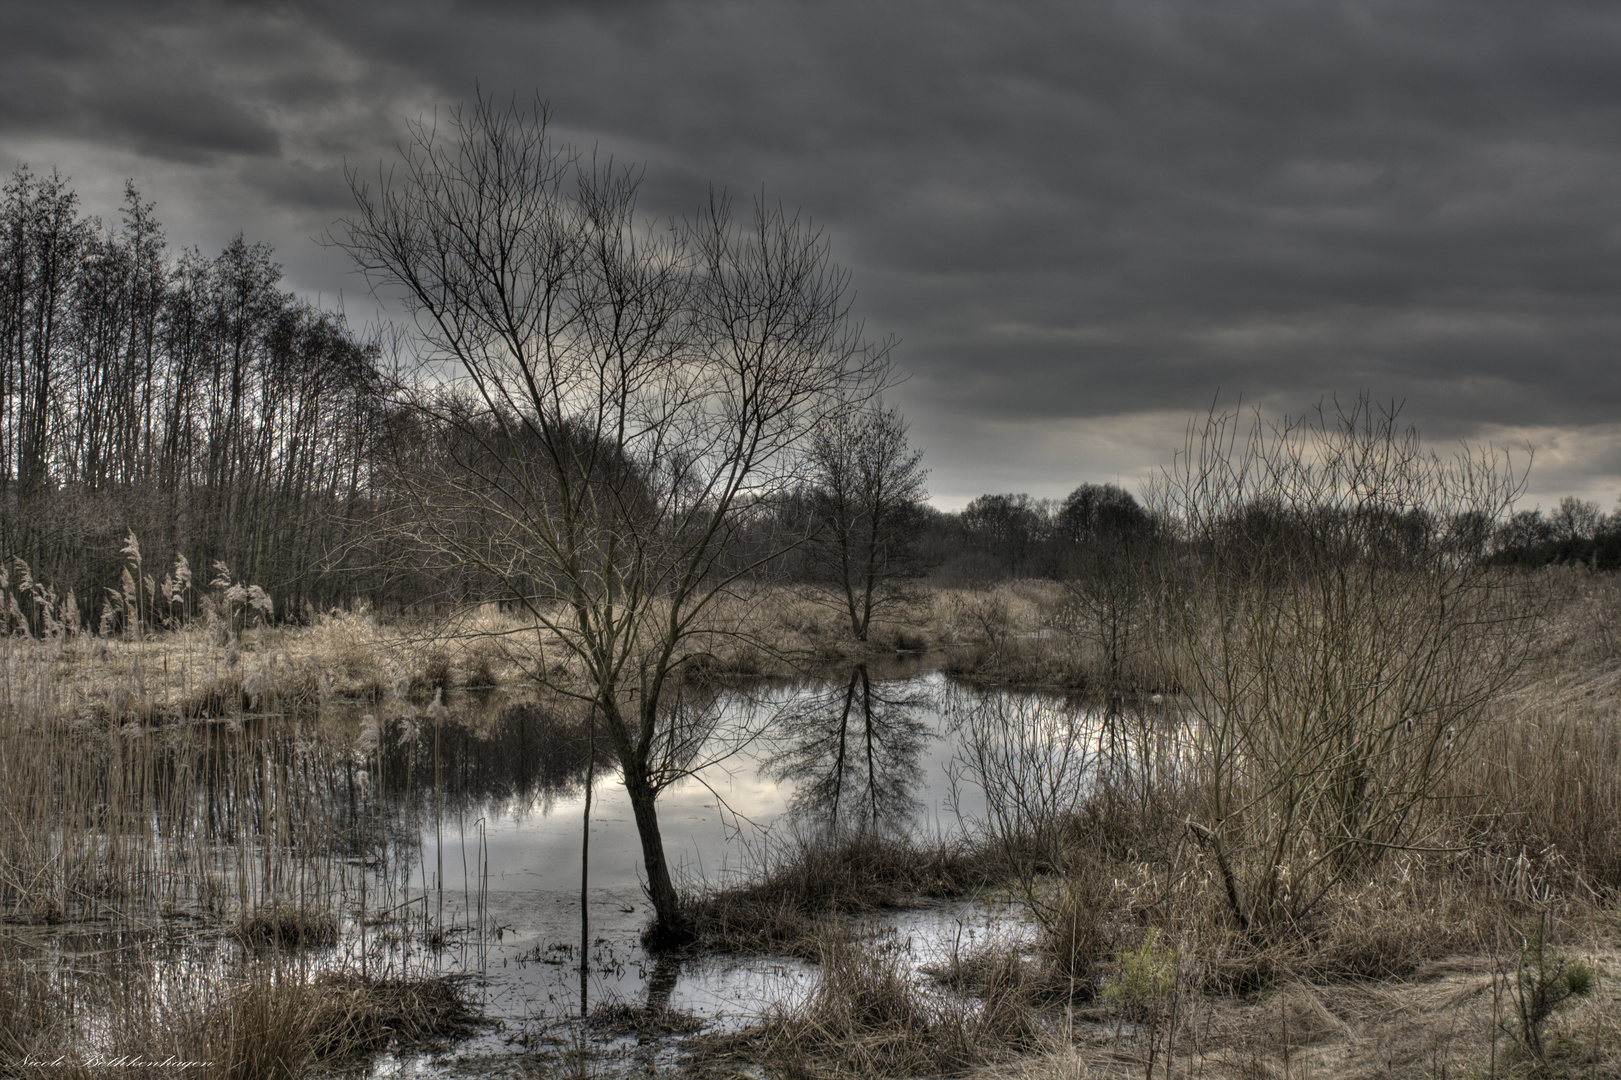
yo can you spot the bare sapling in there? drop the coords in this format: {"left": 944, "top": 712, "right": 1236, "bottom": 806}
{"left": 335, "top": 92, "right": 890, "bottom": 941}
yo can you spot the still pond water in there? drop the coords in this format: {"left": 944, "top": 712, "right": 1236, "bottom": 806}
{"left": 27, "top": 660, "right": 1118, "bottom": 1077}
{"left": 336, "top": 658, "right": 1115, "bottom": 1075}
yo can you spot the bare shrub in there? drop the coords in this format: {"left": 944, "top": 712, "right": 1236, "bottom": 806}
{"left": 1150, "top": 398, "right": 1536, "bottom": 931}
{"left": 946, "top": 687, "right": 1098, "bottom": 918}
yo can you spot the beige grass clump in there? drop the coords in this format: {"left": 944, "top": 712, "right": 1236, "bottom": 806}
{"left": 731, "top": 927, "right": 1041, "bottom": 1079}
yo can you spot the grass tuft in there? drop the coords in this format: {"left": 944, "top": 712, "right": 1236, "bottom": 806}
{"left": 680, "top": 832, "right": 1001, "bottom": 955}
{"left": 584, "top": 1000, "right": 707, "bottom": 1037}
{"left": 714, "top": 927, "right": 1040, "bottom": 1079}
{"left": 231, "top": 905, "right": 340, "bottom": 950}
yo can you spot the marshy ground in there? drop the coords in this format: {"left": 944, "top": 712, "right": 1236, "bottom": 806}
{"left": 2, "top": 576, "right": 1619, "bottom": 1078}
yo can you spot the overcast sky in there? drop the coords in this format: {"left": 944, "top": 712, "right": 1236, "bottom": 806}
{"left": 2, "top": 0, "right": 1615, "bottom": 510}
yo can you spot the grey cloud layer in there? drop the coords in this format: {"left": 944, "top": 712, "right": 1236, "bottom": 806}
{"left": 1, "top": 0, "right": 1615, "bottom": 502}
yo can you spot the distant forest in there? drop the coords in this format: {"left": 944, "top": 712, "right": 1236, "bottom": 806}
{"left": 3, "top": 168, "right": 1617, "bottom": 628}
{"left": 0, "top": 168, "right": 384, "bottom": 617}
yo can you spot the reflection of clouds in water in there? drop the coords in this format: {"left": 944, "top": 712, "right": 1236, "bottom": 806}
{"left": 157, "top": 673, "right": 1069, "bottom": 1073}
{"left": 383, "top": 882, "right": 1020, "bottom": 1067}
{"left": 944, "top": 687, "right": 1102, "bottom": 855}
{"left": 360, "top": 669, "right": 969, "bottom": 896}
{"left": 383, "top": 677, "right": 1182, "bottom": 909}
{"left": 940, "top": 683, "right": 1192, "bottom": 832}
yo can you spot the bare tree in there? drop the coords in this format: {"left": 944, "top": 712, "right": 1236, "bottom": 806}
{"left": 1549, "top": 495, "right": 1601, "bottom": 543}
{"left": 1494, "top": 508, "right": 1553, "bottom": 553}
{"left": 960, "top": 492, "right": 1049, "bottom": 578}
{"left": 1052, "top": 483, "right": 1156, "bottom": 690}
{"left": 1150, "top": 397, "right": 1535, "bottom": 931}
{"left": 336, "top": 95, "right": 889, "bottom": 939}
{"left": 0, "top": 167, "right": 384, "bottom": 616}
{"left": 804, "top": 405, "right": 928, "bottom": 641}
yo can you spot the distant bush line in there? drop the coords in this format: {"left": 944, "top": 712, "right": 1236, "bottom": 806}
{"left": 6, "top": 167, "right": 1619, "bottom": 628}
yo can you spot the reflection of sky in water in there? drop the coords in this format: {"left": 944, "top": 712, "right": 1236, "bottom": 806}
{"left": 370, "top": 883, "right": 1027, "bottom": 1075}
{"left": 344, "top": 667, "right": 1103, "bottom": 1076}
{"left": 413, "top": 670, "right": 987, "bottom": 897}
{"left": 13, "top": 667, "right": 1124, "bottom": 1080}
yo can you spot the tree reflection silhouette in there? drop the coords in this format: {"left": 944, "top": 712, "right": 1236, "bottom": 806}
{"left": 763, "top": 664, "right": 933, "bottom": 835}
{"left": 372, "top": 698, "right": 608, "bottom": 815}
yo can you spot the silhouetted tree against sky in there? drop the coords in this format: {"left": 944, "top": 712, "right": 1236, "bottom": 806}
{"left": 1053, "top": 483, "right": 1156, "bottom": 690}
{"left": 336, "top": 94, "right": 889, "bottom": 940}
{"left": 1550, "top": 496, "right": 1602, "bottom": 543}
{"left": 804, "top": 405, "right": 928, "bottom": 641}
{"left": 961, "top": 492, "right": 1048, "bottom": 577}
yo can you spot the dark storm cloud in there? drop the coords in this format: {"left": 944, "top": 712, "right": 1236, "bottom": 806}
{"left": 0, "top": 2, "right": 283, "bottom": 161}
{"left": 1, "top": 0, "right": 1615, "bottom": 504}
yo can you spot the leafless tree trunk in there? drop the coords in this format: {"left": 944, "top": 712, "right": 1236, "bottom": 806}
{"left": 0, "top": 166, "right": 388, "bottom": 618}
{"left": 336, "top": 93, "right": 890, "bottom": 940}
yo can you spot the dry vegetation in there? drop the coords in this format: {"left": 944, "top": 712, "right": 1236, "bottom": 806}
{"left": 678, "top": 833, "right": 1003, "bottom": 956}
{"left": 0, "top": 956, "right": 480, "bottom": 1079}
{"left": 0, "top": 569, "right": 507, "bottom": 1079}
{"left": 706, "top": 925, "right": 1047, "bottom": 1078}
{"left": 0, "top": 576, "right": 1056, "bottom": 730}
{"left": 2, "top": 559, "right": 1619, "bottom": 1079}
{"left": 684, "top": 570, "right": 1621, "bottom": 1080}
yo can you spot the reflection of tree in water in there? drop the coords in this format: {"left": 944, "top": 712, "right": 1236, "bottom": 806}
{"left": 366, "top": 681, "right": 727, "bottom": 818}
{"left": 372, "top": 698, "right": 612, "bottom": 816}
{"left": 764, "top": 665, "right": 933, "bottom": 835}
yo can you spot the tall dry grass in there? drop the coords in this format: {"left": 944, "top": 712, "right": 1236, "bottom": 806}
{"left": 1438, "top": 567, "right": 1621, "bottom": 898}
{"left": 0, "top": 661, "right": 353, "bottom": 926}
{"left": 0, "top": 951, "right": 479, "bottom": 1080}
{"left": 0, "top": 557, "right": 515, "bottom": 1078}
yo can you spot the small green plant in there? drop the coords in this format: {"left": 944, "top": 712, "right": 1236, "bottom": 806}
{"left": 1101, "top": 927, "right": 1177, "bottom": 1018}
{"left": 1505, "top": 910, "right": 1595, "bottom": 1059}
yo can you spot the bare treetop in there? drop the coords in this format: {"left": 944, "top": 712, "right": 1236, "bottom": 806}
{"left": 335, "top": 92, "right": 892, "bottom": 940}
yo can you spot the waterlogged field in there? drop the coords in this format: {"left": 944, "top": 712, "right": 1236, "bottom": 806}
{"left": 0, "top": 646, "right": 1112, "bottom": 1077}
{"left": 6, "top": 578, "right": 1621, "bottom": 1080}
{"left": 321, "top": 665, "right": 1021, "bottom": 1069}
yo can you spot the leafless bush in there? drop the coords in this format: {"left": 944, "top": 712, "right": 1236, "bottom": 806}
{"left": 1149, "top": 398, "right": 1538, "bottom": 932}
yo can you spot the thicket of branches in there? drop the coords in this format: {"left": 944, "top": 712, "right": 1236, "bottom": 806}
{"left": 1151, "top": 400, "right": 1537, "bottom": 931}
{"left": 5, "top": 160, "right": 1617, "bottom": 635}
{"left": 0, "top": 167, "right": 387, "bottom": 619}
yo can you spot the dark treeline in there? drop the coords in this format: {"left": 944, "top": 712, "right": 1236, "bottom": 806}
{"left": 920, "top": 487, "right": 1621, "bottom": 584}
{"left": 1486, "top": 496, "right": 1621, "bottom": 571}
{"left": 0, "top": 167, "right": 388, "bottom": 618}
{"left": 918, "top": 485, "right": 1157, "bottom": 584}
{"left": 6, "top": 168, "right": 1618, "bottom": 628}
